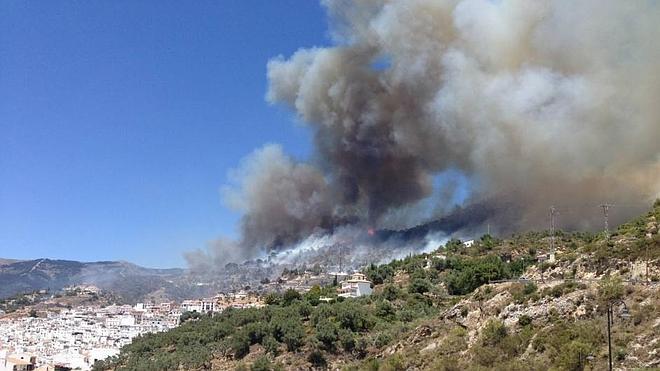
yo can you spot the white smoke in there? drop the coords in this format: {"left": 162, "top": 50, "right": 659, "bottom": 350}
{"left": 266, "top": 226, "right": 449, "bottom": 269}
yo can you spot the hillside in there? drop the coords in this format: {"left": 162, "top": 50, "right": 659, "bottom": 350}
{"left": 0, "top": 259, "right": 187, "bottom": 303}
{"left": 95, "top": 201, "right": 660, "bottom": 370}
{"left": 0, "top": 287, "right": 123, "bottom": 319}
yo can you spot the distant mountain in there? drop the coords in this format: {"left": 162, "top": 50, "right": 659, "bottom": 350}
{"left": 0, "top": 258, "right": 22, "bottom": 266}
{"left": 0, "top": 258, "right": 188, "bottom": 302}
{"left": 0, "top": 256, "right": 298, "bottom": 304}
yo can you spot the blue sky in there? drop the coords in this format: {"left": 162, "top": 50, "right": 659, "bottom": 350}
{"left": 0, "top": 1, "right": 329, "bottom": 268}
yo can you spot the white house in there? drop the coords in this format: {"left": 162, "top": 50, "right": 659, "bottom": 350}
{"left": 180, "top": 300, "right": 202, "bottom": 313}
{"left": 52, "top": 351, "right": 86, "bottom": 370}
{"left": 1, "top": 353, "right": 37, "bottom": 371}
{"left": 85, "top": 347, "right": 119, "bottom": 367}
{"left": 200, "top": 298, "right": 217, "bottom": 313}
{"left": 105, "top": 315, "right": 135, "bottom": 327}
{"left": 536, "top": 251, "right": 556, "bottom": 264}
{"left": 338, "top": 273, "right": 373, "bottom": 298}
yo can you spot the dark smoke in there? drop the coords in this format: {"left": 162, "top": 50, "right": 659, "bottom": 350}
{"left": 375, "top": 197, "right": 516, "bottom": 242}
{"left": 187, "top": 0, "right": 660, "bottom": 268}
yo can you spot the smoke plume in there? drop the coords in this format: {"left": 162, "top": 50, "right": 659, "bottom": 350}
{"left": 188, "top": 0, "right": 660, "bottom": 267}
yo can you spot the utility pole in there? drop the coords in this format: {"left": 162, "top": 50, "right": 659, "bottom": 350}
{"left": 600, "top": 203, "right": 614, "bottom": 238}
{"left": 338, "top": 242, "right": 343, "bottom": 273}
{"left": 606, "top": 300, "right": 630, "bottom": 371}
{"left": 647, "top": 244, "right": 650, "bottom": 283}
{"left": 607, "top": 304, "right": 613, "bottom": 371}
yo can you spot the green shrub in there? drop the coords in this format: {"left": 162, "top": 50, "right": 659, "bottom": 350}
{"left": 375, "top": 300, "right": 396, "bottom": 320}
{"left": 445, "top": 239, "right": 464, "bottom": 253}
{"left": 511, "top": 282, "right": 538, "bottom": 304}
{"left": 338, "top": 328, "right": 355, "bottom": 352}
{"left": 364, "top": 263, "right": 395, "bottom": 284}
{"left": 307, "top": 350, "right": 326, "bottom": 368}
{"left": 374, "top": 332, "right": 393, "bottom": 348}
{"left": 231, "top": 330, "right": 251, "bottom": 359}
{"left": 264, "top": 293, "right": 282, "bottom": 305}
{"left": 598, "top": 275, "right": 624, "bottom": 304}
{"left": 381, "top": 354, "right": 406, "bottom": 371}
{"left": 305, "top": 285, "right": 322, "bottom": 303}
{"left": 251, "top": 356, "right": 273, "bottom": 371}
{"left": 315, "top": 320, "right": 339, "bottom": 350}
{"left": 282, "top": 289, "right": 302, "bottom": 305}
{"left": 445, "top": 255, "right": 511, "bottom": 295}
{"left": 442, "top": 326, "right": 468, "bottom": 354}
{"left": 460, "top": 306, "right": 468, "bottom": 317}
{"left": 179, "top": 311, "right": 202, "bottom": 323}
{"left": 554, "top": 341, "right": 592, "bottom": 371}
{"left": 262, "top": 335, "right": 280, "bottom": 356}
{"left": 245, "top": 322, "right": 269, "bottom": 345}
{"left": 271, "top": 315, "right": 305, "bottom": 351}
{"left": 523, "top": 282, "right": 537, "bottom": 295}
{"left": 615, "top": 347, "right": 627, "bottom": 361}
{"left": 408, "top": 278, "right": 432, "bottom": 294}
{"left": 336, "top": 301, "right": 373, "bottom": 332}
{"left": 481, "top": 319, "right": 507, "bottom": 347}
{"left": 293, "top": 300, "right": 312, "bottom": 318}
{"left": 396, "top": 309, "right": 415, "bottom": 322}
{"left": 381, "top": 284, "right": 403, "bottom": 301}
{"left": 471, "top": 344, "right": 501, "bottom": 367}
{"left": 310, "top": 303, "right": 335, "bottom": 327}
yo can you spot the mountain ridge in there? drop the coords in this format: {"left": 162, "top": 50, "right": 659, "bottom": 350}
{"left": 0, "top": 258, "right": 187, "bottom": 302}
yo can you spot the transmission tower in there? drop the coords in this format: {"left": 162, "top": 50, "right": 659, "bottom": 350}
{"left": 550, "top": 206, "right": 558, "bottom": 253}
{"left": 600, "top": 203, "right": 614, "bottom": 237}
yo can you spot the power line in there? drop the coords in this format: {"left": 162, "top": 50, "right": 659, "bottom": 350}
{"left": 543, "top": 202, "right": 646, "bottom": 212}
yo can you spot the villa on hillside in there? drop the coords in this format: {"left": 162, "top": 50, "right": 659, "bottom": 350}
{"left": 338, "top": 273, "right": 373, "bottom": 298}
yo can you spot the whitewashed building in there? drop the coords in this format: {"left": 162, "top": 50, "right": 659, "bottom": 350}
{"left": 338, "top": 273, "right": 373, "bottom": 298}
{"left": 1, "top": 353, "right": 37, "bottom": 371}
{"left": 180, "top": 300, "right": 203, "bottom": 313}
{"left": 200, "top": 298, "right": 217, "bottom": 313}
